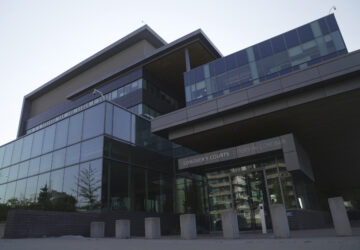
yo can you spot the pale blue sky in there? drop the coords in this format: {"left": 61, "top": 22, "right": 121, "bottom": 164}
{"left": 0, "top": 0, "right": 359, "bottom": 145}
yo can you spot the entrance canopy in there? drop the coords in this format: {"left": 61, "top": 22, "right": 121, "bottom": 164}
{"left": 178, "top": 133, "right": 314, "bottom": 181}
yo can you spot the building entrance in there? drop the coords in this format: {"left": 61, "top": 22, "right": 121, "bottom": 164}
{"left": 206, "top": 155, "right": 297, "bottom": 231}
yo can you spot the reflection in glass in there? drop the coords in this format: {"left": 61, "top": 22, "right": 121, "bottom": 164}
{"left": 3, "top": 143, "right": 14, "bottom": 167}
{"left": 25, "top": 176, "right": 38, "bottom": 201}
{"left": 5, "top": 181, "right": 16, "bottom": 202}
{"left": 78, "top": 159, "right": 102, "bottom": 209}
{"left": 37, "top": 172, "right": 50, "bottom": 196}
{"left": 50, "top": 169, "right": 64, "bottom": 193}
{"left": 0, "top": 184, "right": 6, "bottom": 203}
{"left": 63, "top": 165, "right": 79, "bottom": 199}
{"left": 8, "top": 164, "right": 19, "bottom": 182}
{"left": 0, "top": 168, "right": 10, "bottom": 184}
{"left": 131, "top": 166, "right": 146, "bottom": 211}
{"left": 15, "top": 179, "right": 27, "bottom": 200}
{"left": 113, "top": 106, "right": 131, "bottom": 141}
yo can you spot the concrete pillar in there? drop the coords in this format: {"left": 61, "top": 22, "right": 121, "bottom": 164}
{"left": 269, "top": 204, "right": 290, "bottom": 238}
{"left": 115, "top": 219, "right": 130, "bottom": 239}
{"left": 90, "top": 221, "right": 105, "bottom": 238}
{"left": 220, "top": 209, "right": 239, "bottom": 239}
{"left": 145, "top": 217, "right": 161, "bottom": 239}
{"left": 180, "top": 214, "right": 197, "bottom": 239}
{"left": 328, "top": 197, "right": 352, "bottom": 236}
{"left": 0, "top": 223, "right": 5, "bottom": 238}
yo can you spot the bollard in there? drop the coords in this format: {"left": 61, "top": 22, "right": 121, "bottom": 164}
{"left": 0, "top": 223, "right": 5, "bottom": 238}
{"left": 328, "top": 197, "right": 352, "bottom": 236}
{"left": 220, "top": 209, "right": 239, "bottom": 239}
{"left": 269, "top": 204, "right": 290, "bottom": 238}
{"left": 90, "top": 221, "right": 105, "bottom": 238}
{"left": 145, "top": 217, "right": 161, "bottom": 239}
{"left": 115, "top": 219, "right": 130, "bottom": 239}
{"left": 180, "top": 214, "right": 197, "bottom": 239}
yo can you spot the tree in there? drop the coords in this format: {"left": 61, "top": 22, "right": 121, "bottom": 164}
{"left": 77, "top": 164, "right": 101, "bottom": 210}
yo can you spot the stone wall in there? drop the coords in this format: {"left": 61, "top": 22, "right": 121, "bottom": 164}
{"left": 4, "top": 210, "right": 179, "bottom": 238}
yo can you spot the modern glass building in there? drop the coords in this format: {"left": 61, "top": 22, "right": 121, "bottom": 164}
{"left": 1, "top": 14, "right": 360, "bottom": 236}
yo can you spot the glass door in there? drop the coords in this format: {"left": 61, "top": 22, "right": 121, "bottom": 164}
{"left": 231, "top": 170, "right": 269, "bottom": 230}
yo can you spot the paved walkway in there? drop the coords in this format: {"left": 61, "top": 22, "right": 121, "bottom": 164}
{"left": 1, "top": 228, "right": 360, "bottom": 250}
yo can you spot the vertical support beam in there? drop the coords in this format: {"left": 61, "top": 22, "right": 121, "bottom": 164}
{"left": 328, "top": 197, "right": 352, "bottom": 236}
{"left": 185, "top": 48, "right": 191, "bottom": 72}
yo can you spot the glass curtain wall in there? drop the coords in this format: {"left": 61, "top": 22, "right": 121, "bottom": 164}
{"left": 184, "top": 14, "right": 347, "bottom": 106}
{"left": 0, "top": 103, "right": 106, "bottom": 210}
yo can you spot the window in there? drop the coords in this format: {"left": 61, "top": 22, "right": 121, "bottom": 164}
{"left": 25, "top": 176, "right": 38, "bottom": 201}
{"left": 0, "top": 168, "right": 9, "bottom": 184}
{"left": 18, "top": 161, "right": 29, "bottom": 179}
{"left": 80, "top": 137, "right": 103, "bottom": 162}
{"left": 31, "top": 130, "right": 44, "bottom": 157}
{"left": 28, "top": 157, "right": 40, "bottom": 176}
{"left": 42, "top": 125, "right": 56, "bottom": 154}
{"left": 52, "top": 148, "right": 66, "bottom": 170}
{"left": 82, "top": 104, "right": 105, "bottom": 140}
{"left": 21, "top": 134, "right": 33, "bottom": 161}
{"left": 54, "top": 118, "right": 69, "bottom": 149}
{"left": 284, "top": 30, "right": 300, "bottom": 48}
{"left": 50, "top": 169, "right": 64, "bottom": 192}
{"left": 8, "top": 164, "right": 19, "bottom": 182}
{"left": 113, "top": 107, "right": 131, "bottom": 142}
{"left": 11, "top": 139, "right": 23, "bottom": 165}
{"left": 63, "top": 165, "right": 79, "bottom": 199}
{"left": 15, "top": 179, "right": 27, "bottom": 200}
{"left": 68, "top": 113, "right": 83, "bottom": 145}
{"left": 65, "top": 143, "right": 81, "bottom": 166}
{"left": 39, "top": 153, "right": 52, "bottom": 173}
{"left": 3, "top": 143, "right": 14, "bottom": 167}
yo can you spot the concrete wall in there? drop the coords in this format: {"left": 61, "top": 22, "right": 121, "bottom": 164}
{"left": 29, "top": 40, "right": 155, "bottom": 118}
{"left": 4, "top": 210, "right": 179, "bottom": 238}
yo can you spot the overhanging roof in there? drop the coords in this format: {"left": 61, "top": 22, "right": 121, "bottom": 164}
{"left": 25, "top": 25, "right": 167, "bottom": 100}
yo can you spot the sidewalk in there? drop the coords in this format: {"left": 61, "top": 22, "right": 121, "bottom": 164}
{"left": 1, "top": 228, "right": 360, "bottom": 250}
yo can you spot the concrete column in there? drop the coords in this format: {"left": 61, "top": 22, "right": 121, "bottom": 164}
{"left": 0, "top": 223, "right": 5, "bottom": 238}
{"left": 145, "top": 217, "right": 161, "bottom": 239}
{"left": 185, "top": 48, "right": 191, "bottom": 72}
{"left": 269, "top": 204, "right": 290, "bottom": 238}
{"left": 328, "top": 197, "right": 352, "bottom": 236}
{"left": 115, "top": 219, "right": 130, "bottom": 239}
{"left": 220, "top": 209, "right": 239, "bottom": 239}
{"left": 180, "top": 214, "right": 197, "bottom": 239}
{"left": 90, "top": 221, "right": 105, "bottom": 238}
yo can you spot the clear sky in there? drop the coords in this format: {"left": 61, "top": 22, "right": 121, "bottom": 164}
{"left": 0, "top": 0, "right": 359, "bottom": 145}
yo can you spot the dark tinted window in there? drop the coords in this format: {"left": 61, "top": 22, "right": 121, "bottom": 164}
{"left": 50, "top": 168, "right": 64, "bottom": 192}
{"left": 284, "top": 30, "right": 300, "bottom": 48}
{"left": 236, "top": 50, "right": 248, "bottom": 66}
{"left": 63, "top": 165, "right": 79, "bottom": 199}
{"left": 326, "top": 15, "right": 339, "bottom": 32}
{"left": 214, "top": 59, "right": 226, "bottom": 75}
{"left": 298, "top": 24, "right": 314, "bottom": 43}
{"left": 259, "top": 40, "right": 273, "bottom": 58}
{"left": 271, "top": 35, "right": 286, "bottom": 53}
{"left": 318, "top": 18, "right": 329, "bottom": 35}
{"left": 225, "top": 54, "right": 237, "bottom": 71}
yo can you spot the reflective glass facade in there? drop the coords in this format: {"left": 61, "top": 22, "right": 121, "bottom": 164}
{"left": 184, "top": 14, "right": 347, "bottom": 106}
{"left": 0, "top": 101, "right": 188, "bottom": 213}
